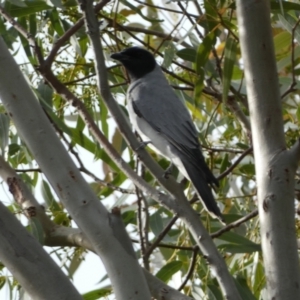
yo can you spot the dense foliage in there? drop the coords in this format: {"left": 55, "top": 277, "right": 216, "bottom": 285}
{"left": 0, "top": 0, "right": 300, "bottom": 299}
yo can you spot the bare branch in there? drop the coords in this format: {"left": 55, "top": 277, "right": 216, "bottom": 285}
{"left": 46, "top": 0, "right": 111, "bottom": 66}
{"left": 144, "top": 215, "right": 178, "bottom": 258}
{"left": 211, "top": 209, "right": 258, "bottom": 239}
{"left": 281, "top": 16, "right": 300, "bottom": 100}
{"left": 178, "top": 247, "right": 198, "bottom": 291}
{"left": 0, "top": 201, "right": 82, "bottom": 300}
{"left": 218, "top": 147, "right": 253, "bottom": 180}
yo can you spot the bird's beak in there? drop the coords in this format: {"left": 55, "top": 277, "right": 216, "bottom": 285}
{"left": 110, "top": 52, "right": 124, "bottom": 60}
{"left": 111, "top": 52, "right": 128, "bottom": 61}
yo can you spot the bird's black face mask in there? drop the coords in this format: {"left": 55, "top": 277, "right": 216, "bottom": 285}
{"left": 111, "top": 47, "right": 156, "bottom": 80}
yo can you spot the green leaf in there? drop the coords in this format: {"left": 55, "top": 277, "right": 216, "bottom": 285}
{"left": 195, "top": 32, "right": 216, "bottom": 75}
{"left": 29, "top": 13, "right": 37, "bottom": 37}
{"left": 49, "top": 9, "right": 65, "bottom": 37}
{"left": 8, "top": 143, "right": 21, "bottom": 156}
{"left": 120, "top": 0, "right": 163, "bottom": 22}
{"left": 70, "top": 35, "right": 82, "bottom": 57}
{"left": 99, "top": 98, "right": 108, "bottom": 137}
{"left": 217, "top": 231, "right": 256, "bottom": 245}
{"left": 278, "top": 14, "right": 300, "bottom": 45}
{"left": 49, "top": 0, "right": 63, "bottom": 9}
{"left": 97, "top": 173, "right": 127, "bottom": 198}
{"left": 270, "top": 1, "right": 300, "bottom": 12}
{"left": 230, "top": 1, "right": 300, "bottom": 12}
{"left": 207, "top": 284, "right": 223, "bottom": 300}
{"left": 5, "top": 0, "right": 52, "bottom": 17}
{"left": 217, "top": 231, "right": 261, "bottom": 253}
{"left": 69, "top": 249, "right": 85, "bottom": 279}
{"left": 0, "top": 113, "right": 10, "bottom": 154}
{"left": 97, "top": 148, "right": 119, "bottom": 172}
{"left": 234, "top": 276, "right": 257, "bottom": 300}
{"left": 239, "top": 163, "right": 255, "bottom": 175}
{"left": 277, "top": 46, "right": 300, "bottom": 71}
{"left": 0, "top": 20, "right": 18, "bottom": 49}
{"left": 29, "top": 218, "right": 45, "bottom": 244}
{"left": 41, "top": 180, "right": 61, "bottom": 211}
{"left": 82, "top": 287, "right": 112, "bottom": 300}
{"left": 222, "top": 37, "right": 237, "bottom": 102}
{"left": 7, "top": 0, "right": 27, "bottom": 8}
{"left": 155, "top": 261, "right": 183, "bottom": 283}
{"left": 38, "top": 82, "right": 53, "bottom": 108}
{"left": 18, "top": 16, "right": 36, "bottom": 64}
{"left": 149, "top": 211, "right": 164, "bottom": 237}
{"left": 296, "top": 106, "right": 300, "bottom": 123}
{"left": 220, "top": 153, "right": 229, "bottom": 173}
{"left": 112, "top": 128, "right": 127, "bottom": 155}
{"left": 252, "top": 255, "right": 265, "bottom": 297}
{"left": 68, "top": 128, "right": 97, "bottom": 152}
{"left": 219, "top": 243, "right": 261, "bottom": 253}
{"left": 76, "top": 116, "right": 85, "bottom": 132}
{"left": 162, "top": 43, "right": 176, "bottom": 68}
{"left": 204, "top": 1, "right": 219, "bottom": 32}
{"left": 194, "top": 77, "right": 205, "bottom": 103}
{"left": 176, "top": 48, "right": 196, "bottom": 62}
{"left": 193, "top": 32, "right": 216, "bottom": 99}
{"left": 188, "top": 32, "right": 200, "bottom": 49}
{"left": 236, "top": 142, "right": 250, "bottom": 150}
{"left": 274, "top": 31, "right": 292, "bottom": 54}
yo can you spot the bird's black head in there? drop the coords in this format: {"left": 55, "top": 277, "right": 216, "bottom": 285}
{"left": 111, "top": 47, "right": 157, "bottom": 80}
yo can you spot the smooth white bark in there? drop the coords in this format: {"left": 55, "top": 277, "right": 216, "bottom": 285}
{"left": 0, "top": 202, "right": 82, "bottom": 300}
{"left": 0, "top": 36, "right": 151, "bottom": 300}
{"left": 236, "top": 1, "right": 300, "bottom": 298}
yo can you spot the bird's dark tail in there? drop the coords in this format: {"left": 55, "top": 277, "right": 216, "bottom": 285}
{"left": 182, "top": 159, "right": 224, "bottom": 224}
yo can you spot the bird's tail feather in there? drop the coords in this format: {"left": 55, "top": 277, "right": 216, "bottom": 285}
{"left": 182, "top": 160, "right": 224, "bottom": 223}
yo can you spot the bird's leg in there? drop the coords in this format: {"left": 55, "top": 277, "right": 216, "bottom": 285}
{"left": 163, "top": 162, "right": 174, "bottom": 179}
{"left": 135, "top": 141, "right": 152, "bottom": 151}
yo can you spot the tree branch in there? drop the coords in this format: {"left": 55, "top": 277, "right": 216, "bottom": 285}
{"left": 236, "top": 1, "right": 300, "bottom": 298}
{"left": 0, "top": 34, "right": 151, "bottom": 300}
{"left": 0, "top": 201, "right": 82, "bottom": 300}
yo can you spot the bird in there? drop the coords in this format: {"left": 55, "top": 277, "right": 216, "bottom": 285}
{"left": 111, "top": 47, "right": 224, "bottom": 223}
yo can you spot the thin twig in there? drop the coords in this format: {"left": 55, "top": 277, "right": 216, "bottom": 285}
{"left": 134, "top": 0, "right": 199, "bottom": 18}
{"left": 144, "top": 215, "right": 179, "bottom": 258}
{"left": 211, "top": 209, "right": 258, "bottom": 238}
{"left": 136, "top": 185, "right": 149, "bottom": 269}
{"left": 46, "top": 0, "right": 111, "bottom": 66}
{"left": 281, "top": 17, "right": 300, "bottom": 99}
{"left": 178, "top": 247, "right": 198, "bottom": 291}
{"left": 218, "top": 147, "right": 253, "bottom": 180}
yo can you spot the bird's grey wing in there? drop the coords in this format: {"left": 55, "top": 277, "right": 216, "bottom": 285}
{"left": 129, "top": 76, "right": 218, "bottom": 188}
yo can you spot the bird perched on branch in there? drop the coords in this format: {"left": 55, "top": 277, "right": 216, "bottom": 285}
{"left": 111, "top": 47, "right": 224, "bottom": 223}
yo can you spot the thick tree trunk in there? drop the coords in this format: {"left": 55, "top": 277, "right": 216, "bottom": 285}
{"left": 236, "top": 1, "right": 300, "bottom": 298}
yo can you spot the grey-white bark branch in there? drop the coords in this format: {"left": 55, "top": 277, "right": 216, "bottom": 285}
{"left": 0, "top": 156, "right": 192, "bottom": 300}
{"left": 0, "top": 36, "right": 150, "bottom": 300}
{"left": 236, "top": 0, "right": 300, "bottom": 298}
{"left": 0, "top": 201, "right": 82, "bottom": 300}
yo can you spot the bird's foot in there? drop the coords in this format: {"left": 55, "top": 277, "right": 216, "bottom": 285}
{"left": 163, "top": 163, "right": 174, "bottom": 179}
{"left": 135, "top": 141, "right": 152, "bottom": 151}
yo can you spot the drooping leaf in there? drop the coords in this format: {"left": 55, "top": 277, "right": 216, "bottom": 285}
{"left": 82, "top": 287, "right": 112, "bottom": 300}
{"left": 155, "top": 261, "right": 183, "bottom": 283}
{"left": 5, "top": 0, "right": 52, "bottom": 17}
{"left": 0, "top": 113, "right": 10, "bottom": 154}
{"left": 222, "top": 37, "right": 237, "bottom": 102}
{"left": 176, "top": 48, "right": 196, "bottom": 62}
